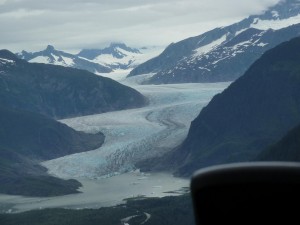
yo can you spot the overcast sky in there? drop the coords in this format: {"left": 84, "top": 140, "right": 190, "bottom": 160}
{"left": 0, "top": 0, "right": 280, "bottom": 53}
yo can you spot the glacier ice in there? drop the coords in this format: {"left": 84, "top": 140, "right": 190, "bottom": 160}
{"left": 42, "top": 81, "right": 230, "bottom": 179}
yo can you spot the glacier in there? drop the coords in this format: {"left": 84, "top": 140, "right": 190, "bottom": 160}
{"left": 0, "top": 76, "right": 230, "bottom": 212}
{"left": 42, "top": 79, "right": 230, "bottom": 179}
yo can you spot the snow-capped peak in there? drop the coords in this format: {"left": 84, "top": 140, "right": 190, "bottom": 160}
{"left": 128, "top": 0, "right": 300, "bottom": 84}
{"left": 16, "top": 44, "right": 164, "bottom": 75}
{"left": 45, "top": 45, "right": 55, "bottom": 52}
{"left": 25, "top": 45, "right": 75, "bottom": 67}
{"left": 16, "top": 45, "right": 112, "bottom": 74}
{"left": 78, "top": 43, "right": 162, "bottom": 71}
{"left": 78, "top": 43, "right": 141, "bottom": 60}
{"left": 250, "top": 14, "right": 300, "bottom": 30}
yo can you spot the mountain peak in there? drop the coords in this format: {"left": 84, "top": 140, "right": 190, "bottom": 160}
{"left": 109, "top": 42, "right": 126, "bottom": 48}
{"left": 172, "top": 36, "right": 300, "bottom": 176}
{"left": 108, "top": 42, "right": 141, "bottom": 54}
{"left": 0, "top": 49, "right": 19, "bottom": 61}
{"left": 45, "top": 45, "right": 55, "bottom": 52}
{"left": 128, "top": 0, "right": 300, "bottom": 83}
{"left": 77, "top": 42, "right": 142, "bottom": 62}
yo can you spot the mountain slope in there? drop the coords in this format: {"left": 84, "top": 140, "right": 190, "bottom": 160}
{"left": 0, "top": 148, "right": 82, "bottom": 197}
{"left": 0, "top": 106, "right": 104, "bottom": 160}
{"left": 169, "top": 36, "right": 300, "bottom": 176}
{"left": 17, "top": 44, "right": 163, "bottom": 74}
{"left": 17, "top": 45, "right": 112, "bottom": 74}
{"left": 258, "top": 124, "right": 300, "bottom": 162}
{"left": 0, "top": 106, "right": 105, "bottom": 196}
{"left": 78, "top": 43, "right": 143, "bottom": 70}
{"left": 128, "top": 0, "right": 300, "bottom": 84}
{"left": 0, "top": 50, "right": 147, "bottom": 119}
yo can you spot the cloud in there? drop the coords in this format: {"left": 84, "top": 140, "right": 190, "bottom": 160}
{"left": 0, "top": 0, "right": 280, "bottom": 52}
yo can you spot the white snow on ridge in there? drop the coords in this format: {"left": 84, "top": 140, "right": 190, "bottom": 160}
{"left": 93, "top": 53, "right": 133, "bottom": 66}
{"left": 235, "top": 28, "right": 248, "bottom": 36}
{"left": 232, "top": 40, "right": 252, "bottom": 51}
{"left": 29, "top": 56, "right": 49, "bottom": 64}
{"left": 84, "top": 46, "right": 164, "bottom": 69}
{"left": 131, "top": 47, "right": 164, "bottom": 67}
{"left": 61, "top": 56, "right": 74, "bottom": 66}
{"left": 198, "top": 66, "right": 211, "bottom": 72}
{"left": 257, "top": 42, "right": 268, "bottom": 47}
{"left": 29, "top": 55, "right": 75, "bottom": 67}
{"left": 193, "top": 34, "right": 227, "bottom": 57}
{"left": 271, "top": 10, "right": 279, "bottom": 18}
{"left": 0, "top": 58, "right": 15, "bottom": 64}
{"left": 51, "top": 53, "right": 60, "bottom": 62}
{"left": 251, "top": 14, "right": 300, "bottom": 30}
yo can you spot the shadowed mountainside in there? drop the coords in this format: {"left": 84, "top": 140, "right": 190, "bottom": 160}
{"left": 257, "top": 124, "right": 300, "bottom": 162}
{"left": 168, "top": 36, "right": 300, "bottom": 176}
{"left": 0, "top": 49, "right": 147, "bottom": 119}
{"left": 0, "top": 106, "right": 104, "bottom": 196}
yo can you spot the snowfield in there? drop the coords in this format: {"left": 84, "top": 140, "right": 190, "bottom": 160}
{"left": 43, "top": 78, "right": 230, "bottom": 179}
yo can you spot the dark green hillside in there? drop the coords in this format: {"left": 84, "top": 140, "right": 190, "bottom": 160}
{"left": 0, "top": 49, "right": 144, "bottom": 196}
{"left": 0, "top": 106, "right": 104, "bottom": 160}
{"left": 0, "top": 107, "right": 104, "bottom": 196}
{"left": 258, "top": 124, "right": 300, "bottom": 162}
{"left": 0, "top": 50, "right": 146, "bottom": 119}
{"left": 0, "top": 148, "right": 81, "bottom": 196}
{"left": 170, "top": 37, "right": 300, "bottom": 176}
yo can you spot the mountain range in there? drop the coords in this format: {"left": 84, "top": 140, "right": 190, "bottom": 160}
{"left": 0, "top": 49, "right": 146, "bottom": 119}
{"left": 17, "top": 43, "right": 163, "bottom": 75}
{"left": 166, "top": 36, "right": 300, "bottom": 176}
{"left": 128, "top": 0, "right": 300, "bottom": 84}
{"left": 0, "top": 49, "right": 148, "bottom": 196}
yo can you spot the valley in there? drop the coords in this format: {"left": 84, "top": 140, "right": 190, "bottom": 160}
{"left": 44, "top": 78, "right": 230, "bottom": 179}
{"left": 1, "top": 0, "right": 300, "bottom": 224}
{"left": 0, "top": 74, "right": 230, "bottom": 213}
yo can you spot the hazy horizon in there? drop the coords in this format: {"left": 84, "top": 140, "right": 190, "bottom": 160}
{"left": 0, "top": 0, "right": 280, "bottom": 52}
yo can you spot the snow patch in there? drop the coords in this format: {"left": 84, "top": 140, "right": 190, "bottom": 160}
{"left": 81, "top": 46, "right": 164, "bottom": 70}
{"left": 61, "top": 56, "right": 74, "bottom": 66}
{"left": 212, "top": 56, "right": 230, "bottom": 65}
{"left": 29, "top": 56, "right": 49, "bottom": 64}
{"left": 251, "top": 14, "right": 300, "bottom": 30}
{"left": 232, "top": 41, "right": 252, "bottom": 50}
{"left": 198, "top": 66, "right": 211, "bottom": 72}
{"left": 0, "top": 58, "right": 15, "bottom": 64}
{"left": 257, "top": 42, "right": 268, "bottom": 47}
{"left": 93, "top": 53, "right": 133, "bottom": 66}
{"left": 271, "top": 10, "right": 279, "bottom": 18}
{"left": 193, "top": 34, "right": 227, "bottom": 57}
{"left": 51, "top": 53, "right": 60, "bottom": 62}
{"left": 235, "top": 28, "right": 248, "bottom": 36}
